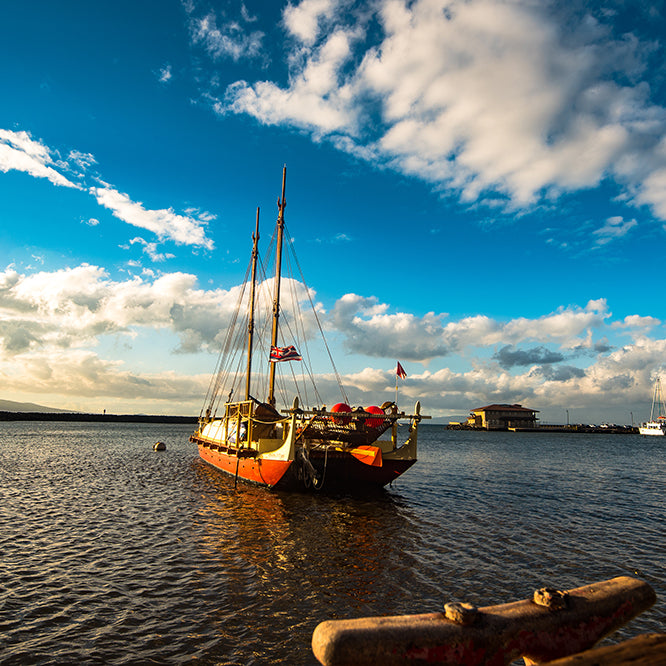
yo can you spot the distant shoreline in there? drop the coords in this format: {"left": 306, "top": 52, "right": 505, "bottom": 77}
{"left": 0, "top": 411, "right": 197, "bottom": 424}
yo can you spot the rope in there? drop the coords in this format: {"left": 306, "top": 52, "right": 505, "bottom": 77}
{"left": 200, "top": 215, "right": 350, "bottom": 419}
{"left": 311, "top": 445, "right": 330, "bottom": 490}
{"left": 283, "top": 222, "right": 349, "bottom": 404}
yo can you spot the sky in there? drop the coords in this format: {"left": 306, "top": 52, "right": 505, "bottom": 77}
{"left": 1, "top": 0, "right": 666, "bottom": 425}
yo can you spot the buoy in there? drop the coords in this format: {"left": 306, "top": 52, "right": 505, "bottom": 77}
{"left": 331, "top": 402, "right": 352, "bottom": 424}
{"left": 365, "top": 406, "right": 385, "bottom": 428}
{"left": 153, "top": 441, "right": 166, "bottom": 451}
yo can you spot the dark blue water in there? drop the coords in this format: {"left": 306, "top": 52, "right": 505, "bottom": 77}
{"left": 1, "top": 423, "right": 664, "bottom": 664}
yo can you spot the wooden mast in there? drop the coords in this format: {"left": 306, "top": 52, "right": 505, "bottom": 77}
{"left": 244, "top": 207, "right": 260, "bottom": 401}
{"left": 268, "top": 166, "right": 287, "bottom": 406}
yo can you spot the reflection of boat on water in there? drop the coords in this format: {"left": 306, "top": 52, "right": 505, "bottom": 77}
{"left": 190, "top": 167, "right": 427, "bottom": 491}
{"left": 639, "top": 377, "right": 666, "bottom": 436}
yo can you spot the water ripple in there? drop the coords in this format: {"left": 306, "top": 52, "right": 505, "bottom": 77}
{"left": 1, "top": 423, "right": 665, "bottom": 664}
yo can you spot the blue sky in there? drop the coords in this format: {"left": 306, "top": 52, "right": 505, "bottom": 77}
{"left": 1, "top": 0, "right": 666, "bottom": 424}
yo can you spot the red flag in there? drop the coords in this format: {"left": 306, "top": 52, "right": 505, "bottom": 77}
{"left": 396, "top": 361, "right": 407, "bottom": 379}
{"left": 270, "top": 345, "right": 302, "bottom": 362}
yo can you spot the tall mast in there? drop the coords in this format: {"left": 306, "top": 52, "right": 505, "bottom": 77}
{"left": 268, "top": 166, "right": 287, "bottom": 406}
{"left": 244, "top": 207, "right": 260, "bottom": 401}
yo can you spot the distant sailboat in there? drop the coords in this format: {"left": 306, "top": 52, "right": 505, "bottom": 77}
{"left": 639, "top": 377, "right": 666, "bottom": 436}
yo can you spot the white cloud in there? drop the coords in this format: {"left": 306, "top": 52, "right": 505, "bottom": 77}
{"left": 640, "top": 165, "right": 666, "bottom": 219}
{"left": 0, "top": 263, "right": 664, "bottom": 420}
{"left": 1, "top": 127, "right": 215, "bottom": 250}
{"left": 283, "top": 0, "right": 340, "bottom": 45}
{"left": 218, "top": 0, "right": 666, "bottom": 221}
{"left": 0, "top": 265, "right": 321, "bottom": 359}
{"left": 500, "top": 299, "right": 610, "bottom": 348}
{"left": 330, "top": 294, "right": 611, "bottom": 360}
{"left": 224, "top": 25, "right": 362, "bottom": 134}
{"left": 129, "top": 237, "right": 176, "bottom": 263}
{"left": 0, "top": 348, "right": 209, "bottom": 410}
{"left": 68, "top": 150, "right": 97, "bottom": 170}
{"left": 90, "top": 186, "right": 215, "bottom": 250}
{"left": 593, "top": 215, "right": 638, "bottom": 245}
{"left": 0, "top": 264, "right": 223, "bottom": 354}
{"left": 158, "top": 64, "right": 173, "bottom": 83}
{"left": 0, "top": 129, "right": 79, "bottom": 189}
{"left": 334, "top": 333, "right": 666, "bottom": 423}
{"left": 613, "top": 314, "right": 661, "bottom": 329}
{"left": 0, "top": 264, "right": 324, "bottom": 412}
{"left": 192, "top": 12, "right": 264, "bottom": 62}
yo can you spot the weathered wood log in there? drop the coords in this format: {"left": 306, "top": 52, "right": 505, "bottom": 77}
{"left": 547, "top": 633, "right": 666, "bottom": 665}
{"left": 312, "top": 576, "right": 656, "bottom": 665}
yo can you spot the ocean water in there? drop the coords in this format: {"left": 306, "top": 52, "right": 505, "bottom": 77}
{"left": 1, "top": 422, "right": 664, "bottom": 665}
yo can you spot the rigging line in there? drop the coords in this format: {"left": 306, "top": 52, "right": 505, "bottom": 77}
{"left": 281, "top": 281, "right": 318, "bottom": 408}
{"left": 282, "top": 251, "right": 306, "bottom": 348}
{"left": 287, "top": 359, "right": 311, "bottom": 410}
{"left": 201, "top": 263, "right": 252, "bottom": 416}
{"left": 283, "top": 221, "right": 349, "bottom": 404}
{"left": 212, "top": 333, "right": 244, "bottom": 416}
{"left": 274, "top": 252, "right": 322, "bottom": 408}
{"left": 253, "top": 294, "right": 275, "bottom": 404}
{"left": 286, "top": 256, "right": 322, "bottom": 407}
{"left": 209, "top": 278, "right": 254, "bottom": 416}
{"left": 222, "top": 332, "right": 250, "bottom": 413}
{"left": 274, "top": 270, "right": 310, "bottom": 408}
{"left": 275, "top": 318, "right": 311, "bottom": 408}
{"left": 280, "top": 236, "right": 330, "bottom": 405}
{"left": 209, "top": 281, "right": 248, "bottom": 406}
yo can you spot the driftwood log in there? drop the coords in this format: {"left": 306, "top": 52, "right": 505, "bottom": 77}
{"left": 312, "top": 576, "right": 657, "bottom": 665}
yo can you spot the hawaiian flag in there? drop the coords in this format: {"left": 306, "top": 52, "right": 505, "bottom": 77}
{"left": 396, "top": 361, "right": 407, "bottom": 379}
{"left": 270, "top": 345, "right": 302, "bottom": 362}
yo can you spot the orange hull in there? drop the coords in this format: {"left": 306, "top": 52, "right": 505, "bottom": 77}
{"left": 197, "top": 443, "right": 292, "bottom": 488}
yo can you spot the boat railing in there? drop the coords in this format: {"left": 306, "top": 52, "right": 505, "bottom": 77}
{"left": 198, "top": 399, "right": 286, "bottom": 446}
{"left": 281, "top": 404, "right": 429, "bottom": 447}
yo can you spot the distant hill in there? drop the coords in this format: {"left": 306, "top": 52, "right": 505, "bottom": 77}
{"left": 0, "top": 398, "right": 74, "bottom": 413}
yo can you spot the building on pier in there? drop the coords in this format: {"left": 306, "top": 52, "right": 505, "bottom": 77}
{"left": 467, "top": 404, "right": 538, "bottom": 430}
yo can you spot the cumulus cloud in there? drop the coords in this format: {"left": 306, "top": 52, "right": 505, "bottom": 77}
{"left": 333, "top": 333, "right": 666, "bottom": 423}
{"left": 0, "top": 262, "right": 664, "bottom": 420}
{"left": 0, "top": 265, "right": 230, "bottom": 355}
{"left": 215, "top": 0, "right": 666, "bottom": 221}
{"left": 223, "top": 24, "right": 362, "bottom": 134}
{"left": 494, "top": 345, "right": 565, "bottom": 369}
{"left": 614, "top": 314, "right": 661, "bottom": 329}
{"left": 501, "top": 299, "right": 611, "bottom": 347}
{"left": 0, "top": 265, "right": 322, "bottom": 361}
{"left": 0, "top": 349, "right": 209, "bottom": 409}
{"left": 531, "top": 364, "right": 586, "bottom": 382}
{"left": 0, "top": 264, "right": 326, "bottom": 412}
{"left": 331, "top": 293, "right": 450, "bottom": 360}
{"left": 330, "top": 294, "right": 611, "bottom": 360}
{"left": 283, "top": 0, "right": 340, "bottom": 46}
